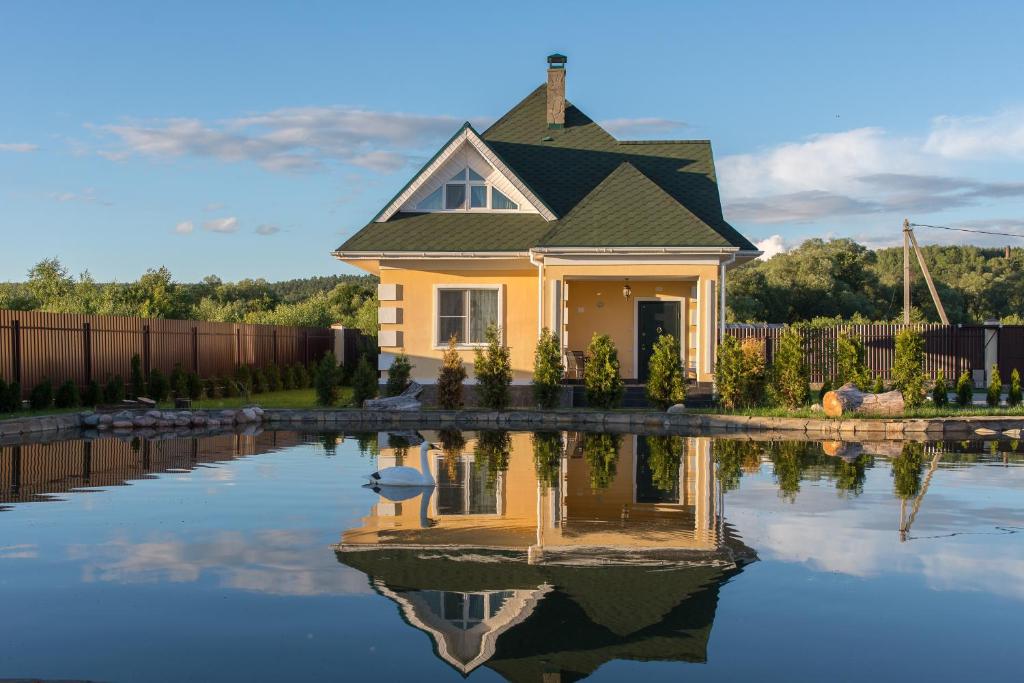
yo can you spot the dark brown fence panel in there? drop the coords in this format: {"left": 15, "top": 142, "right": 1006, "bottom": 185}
{"left": 726, "top": 324, "right": 992, "bottom": 384}
{"left": 998, "top": 326, "right": 1024, "bottom": 382}
{"left": 0, "top": 309, "right": 335, "bottom": 398}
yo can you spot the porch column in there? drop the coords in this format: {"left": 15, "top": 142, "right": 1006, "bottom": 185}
{"left": 700, "top": 277, "right": 716, "bottom": 378}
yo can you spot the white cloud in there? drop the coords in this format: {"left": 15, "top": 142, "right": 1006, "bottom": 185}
{"left": 203, "top": 216, "right": 239, "bottom": 233}
{"left": 93, "top": 106, "right": 480, "bottom": 173}
{"left": 173, "top": 220, "right": 194, "bottom": 235}
{"left": 254, "top": 224, "right": 280, "bottom": 236}
{"left": 924, "top": 108, "right": 1024, "bottom": 159}
{"left": 51, "top": 187, "right": 111, "bottom": 206}
{"left": 600, "top": 117, "right": 687, "bottom": 138}
{"left": 0, "top": 142, "right": 38, "bottom": 153}
{"left": 718, "top": 114, "right": 1024, "bottom": 224}
{"left": 755, "top": 234, "right": 787, "bottom": 260}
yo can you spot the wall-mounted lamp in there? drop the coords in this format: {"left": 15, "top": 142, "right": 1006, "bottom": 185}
{"left": 622, "top": 281, "right": 632, "bottom": 300}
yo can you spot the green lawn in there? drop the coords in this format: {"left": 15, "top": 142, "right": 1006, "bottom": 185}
{"left": 1, "top": 387, "right": 356, "bottom": 420}
{"left": 690, "top": 404, "right": 1024, "bottom": 419}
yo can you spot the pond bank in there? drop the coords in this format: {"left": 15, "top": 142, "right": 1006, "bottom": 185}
{"left": 3, "top": 406, "right": 1023, "bottom": 441}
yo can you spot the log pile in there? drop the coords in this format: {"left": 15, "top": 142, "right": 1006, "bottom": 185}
{"left": 822, "top": 382, "right": 904, "bottom": 418}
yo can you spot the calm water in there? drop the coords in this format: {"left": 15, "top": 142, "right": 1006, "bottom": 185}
{"left": 1, "top": 429, "right": 1022, "bottom": 682}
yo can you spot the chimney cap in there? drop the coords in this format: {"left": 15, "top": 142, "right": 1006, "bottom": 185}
{"left": 547, "top": 53, "right": 567, "bottom": 68}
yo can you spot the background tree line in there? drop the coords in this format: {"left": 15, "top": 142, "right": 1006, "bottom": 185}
{"left": 728, "top": 239, "right": 1024, "bottom": 324}
{"left": 0, "top": 258, "right": 379, "bottom": 335}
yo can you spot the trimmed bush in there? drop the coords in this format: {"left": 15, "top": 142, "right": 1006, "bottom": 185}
{"left": 987, "top": 365, "right": 1002, "bottom": 407}
{"left": 103, "top": 375, "right": 125, "bottom": 404}
{"left": 282, "top": 364, "right": 296, "bottom": 390}
{"left": 265, "top": 363, "right": 282, "bottom": 392}
{"left": 532, "top": 328, "right": 564, "bottom": 410}
{"left": 30, "top": 379, "right": 54, "bottom": 410}
{"left": 645, "top": 334, "right": 686, "bottom": 409}
{"left": 474, "top": 324, "right": 513, "bottom": 410}
{"left": 1009, "top": 369, "right": 1022, "bottom": 408}
{"left": 956, "top": 371, "right": 973, "bottom": 407}
{"left": 871, "top": 374, "right": 885, "bottom": 394}
{"left": 204, "top": 377, "right": 221, "bottom": 400}
{"left": 836, "top": 333, "right": 870, "bottom": 390}
{"left": 55, "top": 380, "right": 80, "bottom": 408}
{"left": 82, "top": 380, "right": 101, "bottom": 407}
{"left": 892, "top": 328, "right": 925, "bottom": 409}
{"left": 351, "top": 355, "right": 378, "bottom": 407}
{"left": 233, "top": 365, "right": 252, "bottom": 395}
{"left": 130, "top": 353, "right": 145, "bottom": 399}
{"left": 718, "top": 336, "right": 768, "bottom": 410}
{"left": 769, "top": 327, "right": 809, "bottom": 409}
{"left": 251, "top": 367, "right": 267, "bottom": 394}
{"left": 169, "top": 363, "right": 188, "bottom": 399}
{"left": 386, "top": 353, "right": 413, "bottom": 397}
{"left": 437, "top": 336, "right": 467, "bottom": 409}
{"left": 931, "top": 370, "right": 949, "bottom": 407}
{"left": 293, "top": 364, "right": 310, "bottom": 389}
{"left": 186, "top": 372, "right": 203, "bottom": 400}
{"left": 583, "top": 333, "right": 623, "bottom": 410}
{"left": 313, "top": 352, "right": 342, "bottom": 406}
{"left": 0, "top": 378, "right": 6, "bottom": 412}
{"left": 222, "top": 375, "right": 239, "bottom": 398}
{"left": 147, "top": 369, "right": 169, "bottom": 403}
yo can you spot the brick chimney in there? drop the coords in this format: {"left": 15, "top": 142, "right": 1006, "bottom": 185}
{"left": 546, "top": 53, "right": 567, "bottom": 129}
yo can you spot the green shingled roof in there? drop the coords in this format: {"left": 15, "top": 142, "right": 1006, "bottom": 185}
{"left": 336, "top": 84, "right": 756, "bottom": 254}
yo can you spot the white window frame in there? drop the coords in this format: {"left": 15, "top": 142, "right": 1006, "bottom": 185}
{"left": 433, "top": 284, "right": 504, "bottom": 349}
{"left": 418, "top": 167, "right": 520, "bottom": 213}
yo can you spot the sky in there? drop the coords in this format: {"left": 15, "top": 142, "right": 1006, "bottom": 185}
{"left": 2, "top": 0, "right": 1023, "bottom": 282}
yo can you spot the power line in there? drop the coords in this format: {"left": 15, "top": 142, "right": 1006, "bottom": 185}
{"left": 910, "top": 222, "right": 1024, "bottom": 240}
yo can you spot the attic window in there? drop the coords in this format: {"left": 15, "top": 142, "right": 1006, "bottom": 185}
{"left": 416, "top": 167, "right": 519, "bottom": 211}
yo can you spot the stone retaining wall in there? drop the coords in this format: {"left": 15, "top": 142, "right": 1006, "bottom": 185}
{"left": 3, "top": 407, "right": 1023, "bottom": 441}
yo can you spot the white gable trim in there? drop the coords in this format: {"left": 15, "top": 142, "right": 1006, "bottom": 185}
{"left": 375, "top": 126, "right": 556, "bottom": 222}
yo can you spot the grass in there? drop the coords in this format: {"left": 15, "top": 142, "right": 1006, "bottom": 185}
{"left": 690, "top": 403, "right": 1024, "bottom": 419}
{"left": 0, "top": 387, "right": 357, "bottom": 420}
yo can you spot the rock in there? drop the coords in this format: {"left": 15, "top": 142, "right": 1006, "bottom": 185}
{"left": 174, "top": 417, "right": 191, "bottom": 428}
{"left": 133, "top": 416, "right": 156, "bottom": 428}
{"left": 206, "top": 418, "right": 221, "bottom": 428}
{"left": 82, "top": 413, "right": 101, "bottom": 427}
{"left": 137, "top": 397, "right": 157, "bottom": 407}
{"left": 219, "top": 410, "right": 237, "bottom": 423}
{"left": 157, "top": 419, "right": 173, "bottom": 428}
{"left": 178, "top": 411, "right": 192, "bottom": 420}
{"left": 191, "top": 415, "right": 207, "bottom": 427}
{"left": 98, "top": 414, "right": 113, "bottom": 426}
{"left": 112, "top": 420, "right": 134, "bottom": 429}
{"left": 113, "top": 410, "right": 134, "bottom": 421}
{"left": 1001, "top": 428, "right": 1022, "bottom": 438}
{"left": 146, "top": 410, "right": 162, "bottom": 419}
{"left": 666, "top": 404, "right": 687, "bottom": 414}
{"left": 810, "top": 403, "right": 823, "bottom": 412}
{"left": 251, "top": 406, "right": 265, "bottom": 417}
{"left": 241, "top": 407, "right": 258, "bottom": 423}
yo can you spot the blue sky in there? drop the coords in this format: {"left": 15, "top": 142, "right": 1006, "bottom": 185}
{"left": 2, "top": 0, "right": 1023, "bottom": 282}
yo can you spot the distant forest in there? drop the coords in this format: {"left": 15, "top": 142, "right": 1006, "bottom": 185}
{"left": 727, "top": 239, "right": 1024, "bottom": 324}
{"left": 0, "top": 258, "right": 379, "bottom": 335}
{"left": 2, "top": 240, "right": 1022, "bottom": 330}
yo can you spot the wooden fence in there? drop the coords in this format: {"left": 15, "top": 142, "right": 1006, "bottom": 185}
{"left": 0, "top": 310, "right": 335, "bottom": 397}
{"left": 724, "top": 324, "right": 1010, "bottom": 384}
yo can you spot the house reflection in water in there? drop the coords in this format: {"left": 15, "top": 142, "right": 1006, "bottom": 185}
{"left": 336, "top": 431, "right": 755, "bottom": 681}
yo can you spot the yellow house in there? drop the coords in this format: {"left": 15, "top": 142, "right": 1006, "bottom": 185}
{"left": 333, "top": 54, "right": 760, "bottom": 401}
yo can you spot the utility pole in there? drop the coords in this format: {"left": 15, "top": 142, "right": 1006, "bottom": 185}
{"left": 903, "top": 219, "right": 912, "bottom": 324}
{"left": 902, "top": 219, "right": 950, "bottom": 325}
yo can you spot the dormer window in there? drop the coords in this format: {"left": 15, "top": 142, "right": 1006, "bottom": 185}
{"left": 415, "top": 167, "right": 519, "bottom": 212}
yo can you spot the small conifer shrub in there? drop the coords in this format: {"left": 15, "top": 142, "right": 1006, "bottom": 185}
{"left": 583, "top": 333, "right": 623, "bottom": 409}
{"left": 437, "top": 336, "right": 467, "bottom": 409}
{"left": 532, "top": 328, "right": 564, "bottom": 410}
{"left": 474, "top": 324, "right": 513, "bottom": 410}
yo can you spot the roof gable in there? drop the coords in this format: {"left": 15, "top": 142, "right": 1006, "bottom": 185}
{"left": 374, "top": 123, "right": 555, "bottom": 223}
{"left": 539, "top": 162, "right": 731, "bottom": 248}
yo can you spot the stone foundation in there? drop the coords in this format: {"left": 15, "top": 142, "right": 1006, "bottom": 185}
{"left": 416, "top": 384, "right": 573, "bottom": 409}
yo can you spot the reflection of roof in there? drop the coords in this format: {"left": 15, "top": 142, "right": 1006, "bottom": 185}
{"left": 336, "top": 537, "right": 755, "bottom": 682}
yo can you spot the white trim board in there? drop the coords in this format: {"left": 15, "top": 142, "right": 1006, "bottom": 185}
{"left": 375, "top": 126, "right": 555, "bottom": 222}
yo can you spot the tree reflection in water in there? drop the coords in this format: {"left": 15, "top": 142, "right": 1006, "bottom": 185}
{"left": 582, "top": 432, "right": 619, "bottom": 490}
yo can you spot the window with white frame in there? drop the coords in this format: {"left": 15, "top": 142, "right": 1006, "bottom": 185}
{"left": 416, "top": 167, "right": 519, "bottom": 212}
{"left": 437, "top": 287, "right": 500, "bottom": 345}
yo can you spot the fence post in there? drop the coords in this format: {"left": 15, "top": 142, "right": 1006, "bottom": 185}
{"left": 191, "top": 327, "right": 199, "bottom": 374}
{"left": 142, "top": 324, "right": 151, "bottom": 376}
{"left": 10, "top": 319, "right": 20, "bottom": 386}
{"left": 83, "top": 322, "right": 92, "bottom": 386}
{"left": 983, "top": 319, "right": 1000, "bottom": 386}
